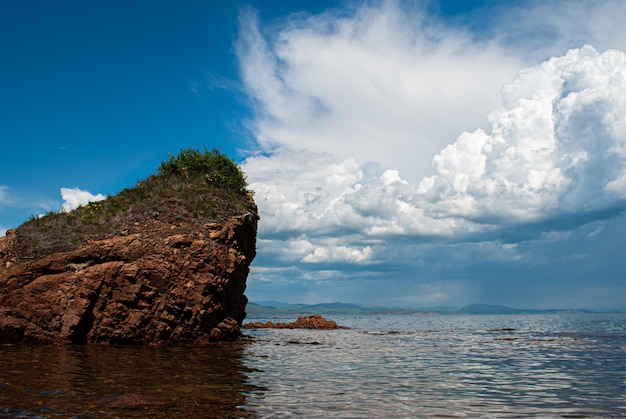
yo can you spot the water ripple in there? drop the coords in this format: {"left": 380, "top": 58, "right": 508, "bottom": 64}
{"left": 0, "top": 313, "right": 624, "bottom": 417}
{"left": 243, "top": 313, "right": 626, "bottom": 418}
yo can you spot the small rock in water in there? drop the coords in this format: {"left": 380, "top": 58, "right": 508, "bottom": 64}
{"left": 243, "top": 314, "right": 347, "bottom": 330}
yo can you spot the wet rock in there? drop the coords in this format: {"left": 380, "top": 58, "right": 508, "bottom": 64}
{"left": 243, "top": 314, "right": 347, "bottom": 330}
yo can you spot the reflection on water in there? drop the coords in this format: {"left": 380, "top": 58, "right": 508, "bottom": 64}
{"left": 1, "top": 313, "right": 625, "bottom": 418}
{"left": 0, "top": 343, "right": 261, "bottom": 418}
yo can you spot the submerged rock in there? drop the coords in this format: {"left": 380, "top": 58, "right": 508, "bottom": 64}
{"left": 243, "top": 314, "right": 347, "bottom": 330}
{"left": 106, "top": 393, "right": 164, "bottom": 409}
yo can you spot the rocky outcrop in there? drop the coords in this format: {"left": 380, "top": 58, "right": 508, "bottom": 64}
{"left": 243, "top": 314, "right": 347, "bottom": 330}
{"left": 0, "top": 210, "right": 258, "bottom": 344}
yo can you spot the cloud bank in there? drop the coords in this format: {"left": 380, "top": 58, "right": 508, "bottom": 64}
{"left": 238, "top": 1, "right": 626, "bottom": 308}
{"left": 60, "top": 187, "right": 106, "bottom": 212}
{"left": 240, "top": 15, "right": 626, "bottom": 260}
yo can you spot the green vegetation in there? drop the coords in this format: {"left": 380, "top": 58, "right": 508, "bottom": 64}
{"left": 157, "top": 146, "right": 248, "bottom": 192}
{"left": 15, "top": 147, "right": 254, "bottom": 259}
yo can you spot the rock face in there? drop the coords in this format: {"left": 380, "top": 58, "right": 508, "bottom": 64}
{"left": 0, "top": 211, "right": 258, "bottom": 344}
{"left": 243, "top": 314, "right": 346, "bottom": 330}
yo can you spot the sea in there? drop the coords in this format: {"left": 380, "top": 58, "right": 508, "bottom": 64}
{"left": 0, "top": 312, "right": 624, "bottom": 418}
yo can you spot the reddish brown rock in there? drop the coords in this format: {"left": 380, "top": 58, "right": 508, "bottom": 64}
{"left": 243, "top": 314, "right": 347, "bottom": 330}
{"left": 0, "top": 210, "right": 258, "bottom": 344}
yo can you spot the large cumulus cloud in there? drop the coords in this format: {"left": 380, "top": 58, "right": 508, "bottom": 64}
{"left": 237, "top": 2, "right": 523, "bottom": 182}
{"left": 244, "top": 47, "right": 626, "bottom": 264}
{"left": 420, "top": 47, "right": 626, "bottom": 228}
{"left": 237, "top": 1, "right": 626, "bottom": 308}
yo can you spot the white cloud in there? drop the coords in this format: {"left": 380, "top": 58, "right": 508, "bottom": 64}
{"left": 242, "top": 42, "right": 626, "bottom": 263}
{"left": 244, "top": 149, "right": 365, "bottom": 236}
{"left": 60, "top": 187, "right": 106, "bottom": 212}
{"left": 237, "top": 2, "right": 524, "bottom": 182}
{"left": 420, "top": 47, "right": 626, "bottom": 224}
{"left": 299, "top": 239, "right": 373, "bottom": 264}
{"left": 238, "top": 1, "right": 626, "bottom": 308}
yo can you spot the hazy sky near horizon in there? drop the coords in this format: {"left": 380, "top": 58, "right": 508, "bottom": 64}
{"left": 2, "top": 1, "right": 626, "bottom": 310}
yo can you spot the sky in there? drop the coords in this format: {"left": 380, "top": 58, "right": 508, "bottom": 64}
{"left": 2, "top": 0, "right": 626, "bottom": 310}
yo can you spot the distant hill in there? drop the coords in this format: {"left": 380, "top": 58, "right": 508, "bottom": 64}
{"left": 246, "top": 301, "right": 428, "bottom": 316}
{"left": 457, "top": 304, "right": 522, "bottom": 314}
{"left": 253, "top": 300, "right": 290, "bottom": 308}
{"left": 246, "top": 301, "right": 600, "bottom": 316}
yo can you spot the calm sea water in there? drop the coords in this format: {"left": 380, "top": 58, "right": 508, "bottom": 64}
{"left": 1, "top": 313, "right": 624, "bottom": 418}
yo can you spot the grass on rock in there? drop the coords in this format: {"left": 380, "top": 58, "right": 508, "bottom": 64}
{"left": 15, "top": 147, "right": 255, "bottom": 259}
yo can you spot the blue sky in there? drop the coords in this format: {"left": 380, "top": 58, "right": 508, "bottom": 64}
{"left": 2, "top": 1, "right": 626, "bottom": 310}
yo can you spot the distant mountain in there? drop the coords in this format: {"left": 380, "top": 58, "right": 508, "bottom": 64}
{"left": 245, "top": 303, "right": 285, "bottom": 315}
{"left": 253, "top": 300, "right": 290, "bottom": 308}
{"left": 246, "top": 301, "right": 429, "bottom": 316}
{"left": 308, "top": 302, "right": 365, "bottom": 313}
{"left": 457, "top": 304, "right": 522, "bottom": 314}
{"left": 420, "top": 306, "right": 458, "bottom": 312}
{"left": 246, "top": 301, "right": 600, "bottom": 316}
{"left": 246, "top": 301, "right": 456, "bottom": 316}
{"left": 246, "top": 302, "right": 362, "bottom": 315}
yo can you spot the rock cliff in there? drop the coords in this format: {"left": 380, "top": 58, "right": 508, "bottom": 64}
{"left": 0, "top": 148, "right": 259, "bottom": 344}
